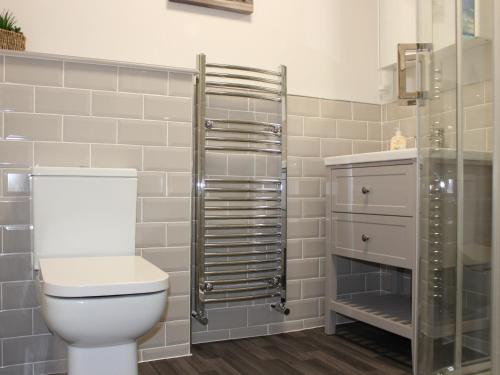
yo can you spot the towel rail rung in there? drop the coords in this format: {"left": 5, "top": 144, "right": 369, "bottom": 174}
{"left": 206, "top": 145, "right": 281, "bottom": 154}
{"left": 207, "top": 118, "right": 281, "bottom": 128}
{"left": 205, "top": 223, "right": 281, "bottom": 230}
{"left": 205, "top": 197, "right": 281, "bottom": 202}
{"left": 205, "top": 72, "right": 281, "bottom": 85}
{"left": 205, "top": 267, "right": 281, "bottom": 276}
{"left": 205, "top": 178, "right": 281, "bottom": 184}
{"left": 205, "top": 188, "right": 280, "bottom": 193}
{"left": 206, "top": 89, "right": 281, "bottom": 102}
{"left": 206, "top": 63, "right": 282, "bottom": 77}
{"left": 205, "top": 232, "right": 281, "bottom": 239}
{"left": 204, "top": 292, "right": 281, "bottom": 304}
{"left": 205, "top": 284, "right": 279, "bottom": 294}
{"left": 205, "top": 240, "right": 281, "bottom": 248}
{"left": 208, "top": 128, "right": 280, "bottom": 137}
{"left": 206, "top": 81, "right": 282, "bottom": 95}
{"left": 204, "top": 206, "right": 280, "bottom": 211}
{"left": 206, "top": 136, "right": 281, "bottom": 145}
{"left": 205, "top": 215, "right": 281, "bottom": 220}
{"left": 206, "top": 276, "right": 275, "bottom": 285}
{"left": 205, "top": 259, "right": 280, "bottom": 267}
{"left": 207, "top": 276, "right": 277, "bottom": 285}
{"left": 205, "top": 250, "right": 281, "bottom": 257}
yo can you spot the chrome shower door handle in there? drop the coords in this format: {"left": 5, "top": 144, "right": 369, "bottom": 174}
{"left": 398, "top": 43, "right": 432, "bottom": 101}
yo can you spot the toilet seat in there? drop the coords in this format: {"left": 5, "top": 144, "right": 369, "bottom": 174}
{"left": 39, "top": 256, "right": 169, "bottom": 298}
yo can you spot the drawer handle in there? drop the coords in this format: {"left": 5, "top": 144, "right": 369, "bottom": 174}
{"left": 361, "top": 234, "right": 370, "bottom": 242}
{"left": 361, "top": 187, "right": 370, "bottom": 194}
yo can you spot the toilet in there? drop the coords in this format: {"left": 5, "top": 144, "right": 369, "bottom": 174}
{"left": 31, "top": 167, "right": 169, "bottom": 375}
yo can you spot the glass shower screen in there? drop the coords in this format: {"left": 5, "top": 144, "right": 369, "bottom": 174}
{"left": 416, "top": 0, "right": 493, "bottom": 374}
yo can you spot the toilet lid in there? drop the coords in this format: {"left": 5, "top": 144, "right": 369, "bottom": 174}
{"left": 39, "top": 256, "right": 169, "bottom": 298}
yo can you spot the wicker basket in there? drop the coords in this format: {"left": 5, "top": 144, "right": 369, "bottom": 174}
{"left": 0, "top": 29, "right": 26, "bottom": 51}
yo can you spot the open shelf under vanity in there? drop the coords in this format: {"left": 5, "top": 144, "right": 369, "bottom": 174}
{"left": 331, "top": 293, "right": 412, "bottom": 339}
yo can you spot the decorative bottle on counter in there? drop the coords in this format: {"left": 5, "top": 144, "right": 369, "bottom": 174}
{"left": 390, "top": 128, "right": 407, "bottom": 150}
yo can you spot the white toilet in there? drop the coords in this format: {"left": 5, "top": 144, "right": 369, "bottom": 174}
{"left": 31, "top": 167, "right": 169, "bottom": 375}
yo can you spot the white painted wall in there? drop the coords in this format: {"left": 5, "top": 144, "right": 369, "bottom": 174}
{"left": 2, "top": 0, "right": 381, "bottom": 103}
{"left": 379, "top": 0, "right": 416, "bottom": 68}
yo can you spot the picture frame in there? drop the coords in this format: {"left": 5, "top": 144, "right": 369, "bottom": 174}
{"left": 462, "top": 0, "right": 492, "bottom": 40}
{"left": 463, "top": 0, "right": 475, "bottom": 38}
{"left": 170, "top": 0, "right": 254, "bottom": 14}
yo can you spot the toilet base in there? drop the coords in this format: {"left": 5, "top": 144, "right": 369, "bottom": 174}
{"left": 68, "top": 342, "right": 138, "bottom": 375}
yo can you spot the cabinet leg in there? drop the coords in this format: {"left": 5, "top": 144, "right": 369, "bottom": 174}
{"left": 411, "top": 268, "right": 418, "bottom": 375}
{"left": 325, "top": 310, "right": 337, "bottom": 335}
{"left": 411, "top": 338, "right": 416, "bottom": 374}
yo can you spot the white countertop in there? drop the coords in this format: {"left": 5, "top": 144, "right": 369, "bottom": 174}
{"left": 324, "top": 149, "right": 417, "bottom": 167}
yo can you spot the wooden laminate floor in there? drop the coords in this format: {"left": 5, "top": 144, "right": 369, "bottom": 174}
{"left": 139, "top": 323, "right": 412, "bottom": 375}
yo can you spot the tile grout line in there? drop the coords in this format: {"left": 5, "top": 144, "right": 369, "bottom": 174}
{"left": 60, "top": 115, "right": 64, "bottom": 142}
{"left": 62, "top": 60, "right": 65, "bottom": 87}
{"left": 114, "top": 65, "right": 119, "bottom": 92}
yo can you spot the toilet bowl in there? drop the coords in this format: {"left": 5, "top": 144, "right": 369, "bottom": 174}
{"left": 38, "top": 256, "right": 168, "bottom": 375}
{"left": 31, "top": 167, "right": 169, "bottom": 375}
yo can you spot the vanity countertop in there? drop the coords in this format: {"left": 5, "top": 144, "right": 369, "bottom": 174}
{"left": 324, "top": 149, "right": 417, "bottom": 167}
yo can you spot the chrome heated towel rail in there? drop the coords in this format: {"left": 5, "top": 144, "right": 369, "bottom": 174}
{"left": 191, "top": 54, "right": 289, "bottom": 324}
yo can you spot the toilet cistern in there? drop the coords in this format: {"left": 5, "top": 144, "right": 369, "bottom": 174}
{"left": 31, "top": 167, "right": 169, "bottom": 375}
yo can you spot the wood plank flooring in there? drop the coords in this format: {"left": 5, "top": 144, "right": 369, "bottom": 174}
{"left": 140, "top": 323, "right": 412, "bottom": 375}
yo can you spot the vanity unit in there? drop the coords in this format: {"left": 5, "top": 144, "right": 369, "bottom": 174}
{"left": 324, "top": 149, "right": 418, "bottom": 361}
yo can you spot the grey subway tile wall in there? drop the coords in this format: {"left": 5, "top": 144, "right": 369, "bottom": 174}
{"left": 118, "top": 68, "right": 168, "bottom": 95}
{"left": 117, "top": 119, "right": 168, "bottom": 146}
{"left": 90, "top": 144, "right": 142, "bottom": 169}
{"left": 319, "top": 99, "right": 352, "bottom": 119}
{"left": 0, "top": 84, "right": 35, "bottom": 113}
{"left": 35, "top": 87, "right": 91, "bottom": 116}
{"left": 0, "top": 53, "right": 387, "bottom": 372}
{"left": 352, "top": 103, "right": 380, "bottom": 121}
{"left": 381, "top": 80, "right": 493, "bottom": 151}
{"left": 4, "top": 113, "right": 62, "bottom": 142}
{"left": 62, "top": 116, "right": 117, "bottom": 144}
{"left": 0, "top": 53, "right": 193, "bottom": 373}
{"left": 91, "top": 91, "right": 143, "bottom": 119}
{"left": 64, "top": 62, "right": 118, "bottom": 91}
{"left": 5, "top": 57, "right": 63, "bottom": 87}
{"left": 144, "top": 96, "right": 192, "bottom": 122}
{"left": 168, "top": 73, "right": 193, "bottom": 98}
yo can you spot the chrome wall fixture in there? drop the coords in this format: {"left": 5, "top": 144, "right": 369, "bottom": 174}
{"left": 191, "top": 54, "right": 289, "bottom": 324}
{"left": 397, "top": 43, "right": 432, "bottom": 104}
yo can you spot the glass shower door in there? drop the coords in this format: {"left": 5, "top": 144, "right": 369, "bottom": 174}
{"left": 416, "top": 0, "right": 493, "bottom": 374}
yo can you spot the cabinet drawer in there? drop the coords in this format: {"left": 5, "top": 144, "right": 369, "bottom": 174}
{"left": 332, "top": 163, "right": 416, "bottom": 216}
{"left": 332, "top": 213, "right": 415, "bottom": 269}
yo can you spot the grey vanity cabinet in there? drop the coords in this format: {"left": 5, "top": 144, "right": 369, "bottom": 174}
{"left": 331, "top": 163, "right": 416, "bottom": 217}
{"left": 332, "top": 213, "right": 415, "bottom": 269}
{"left": 325, "top": 158, "right": 418, "bottom": 369}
